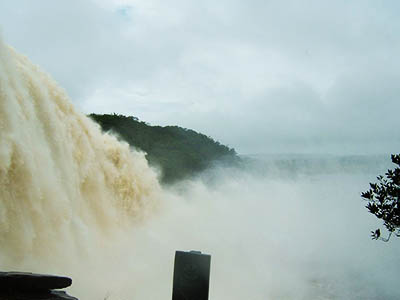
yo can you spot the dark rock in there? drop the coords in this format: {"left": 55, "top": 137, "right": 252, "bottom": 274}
{"left": 0, "top": 290, "right": 78, "bottom": 300}
{"left": 0, "top": 272, "right": 72, "bottom": 292}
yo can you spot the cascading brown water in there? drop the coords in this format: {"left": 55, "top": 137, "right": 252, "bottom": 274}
{"left": 0, "top": 38, "right": 160, "bottom": 268}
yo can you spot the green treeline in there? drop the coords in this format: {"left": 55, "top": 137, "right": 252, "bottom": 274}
{"left": 89, "top": 113, "right": 239, "bottom": 183}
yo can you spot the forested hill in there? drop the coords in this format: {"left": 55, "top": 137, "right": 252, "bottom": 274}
{"left": 89, "top": 114, "right": 239, "bottom": 184}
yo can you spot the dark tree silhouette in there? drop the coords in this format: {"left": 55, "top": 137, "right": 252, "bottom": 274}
{"left": 362, "top": 154, "right": 400, "bottom": 242}
{"left": 88, "top": 113, "right": 239, "bottom": 184}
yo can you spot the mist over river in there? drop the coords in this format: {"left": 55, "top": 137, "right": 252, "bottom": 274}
{"left": 151, "top": 154, "right": 400, "bottom": 300}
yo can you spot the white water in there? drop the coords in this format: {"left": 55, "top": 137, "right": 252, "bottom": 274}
{"left": 0, "top": 38, "right": 160, "bottom": 268}
{"left": 1, "top": 39, "right": 399, "bottom": 299}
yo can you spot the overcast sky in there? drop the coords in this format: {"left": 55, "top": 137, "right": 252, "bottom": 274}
{"left": 1, "top": 0, "right": 399, "bottom": 154}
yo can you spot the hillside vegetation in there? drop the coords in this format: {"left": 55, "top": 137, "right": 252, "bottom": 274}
{"left": 89, "top": 114, "right": 239, "bottom": 183}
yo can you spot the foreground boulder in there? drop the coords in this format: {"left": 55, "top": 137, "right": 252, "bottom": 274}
{"left": 0, "top": 272, "right": 72, "bottom": 291}
{"left": 0, "top": 272, "right": 77, "bottom": 300}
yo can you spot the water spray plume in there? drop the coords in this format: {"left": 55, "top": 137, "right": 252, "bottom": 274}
{"left": 0, "top": 38, "right": 160, "bottom": 267}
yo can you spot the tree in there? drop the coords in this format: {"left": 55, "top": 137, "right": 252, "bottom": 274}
{"left": 361, "top": 154, "right": 400, "bottom": 242}
{"left": 88, "top": 113, "right": 239, "bottom": 184}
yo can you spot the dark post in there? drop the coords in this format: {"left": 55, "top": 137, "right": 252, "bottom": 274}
{"left": 172, "top": 250, "right": 211, "bottom": 300}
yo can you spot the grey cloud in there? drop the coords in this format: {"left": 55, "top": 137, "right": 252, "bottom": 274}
{"left": 0, "top": 0, "right": 399, "bottom": 154}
